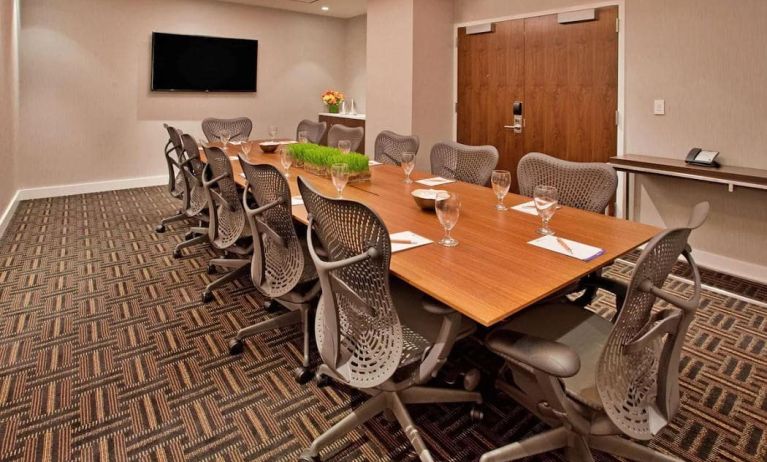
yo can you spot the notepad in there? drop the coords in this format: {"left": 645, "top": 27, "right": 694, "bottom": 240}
{"left": 369, "top": 160, "right": 383, "bottom": 166}
{"left": 528, "top": 235, "right": 605, "bottom": 261}
{"left": 390, "top": 231, "right": 433, "bottom": 253}
{"left": 416, "top": 177, "right": 456, "bottom": 187}
{"left": 291, "top": 196, "right": 304, "bottom": 206}
{"left": 511, "top": 200, "right": 539, "bottom": 216}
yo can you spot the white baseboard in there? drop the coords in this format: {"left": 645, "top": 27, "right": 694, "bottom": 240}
{"left": 0, "top": 190, "right": 21, "bottom": 239}
{"left": 691, "top": 249, "right": 767, "bottom": 286}
{"left": 16, "top": 175, "right": 166, "bottom": 201}
{"left": 0, "top": 175, "right": 166, "bottom": 238}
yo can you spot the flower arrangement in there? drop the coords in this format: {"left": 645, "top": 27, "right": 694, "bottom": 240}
{"left": 321, "top": 90, "right": 344, "bottom": 113}
{"left": 290, "top": 143, "right": 370, "bottom": 182}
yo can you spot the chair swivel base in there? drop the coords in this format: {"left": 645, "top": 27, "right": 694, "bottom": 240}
{"left": 299, "top": 379, "right": 483, "bottom": 462}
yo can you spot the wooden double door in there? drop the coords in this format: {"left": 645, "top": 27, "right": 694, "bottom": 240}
{"left": 457, "top": 7, "right": 618, "bottom": 192}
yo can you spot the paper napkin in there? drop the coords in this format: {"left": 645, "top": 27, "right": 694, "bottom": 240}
{"left": 291, "top": 196, "right": 304, "bottom": 206}
{"left": 416, "top": 177, "right": 456, "bottom": 187}
{"left": 369, "top": 160, "right": 383, "bottom": 166}
{"left": 229, "top": 156, "right": 239, "bottom": 161}
{"left": 390, "top": 231, "right": 433, "bottom": 253}
{"left": 511, "top": 200, "right": 539, "bottom": 216}
{"left": 528, "top": 235, "right": 605, "bottom": 261}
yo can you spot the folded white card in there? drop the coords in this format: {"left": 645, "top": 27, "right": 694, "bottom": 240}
{"left": 390, "top": 231, "right": 433, "bottom": 253}
{"left": 528, "top": 235, "right": 605, "bottom": 261}
{"left": 291, "top": 195, "right": 304, "bottom": 206}
{"left": 369, "top": 160, "right": 383, "bottom": 166}
{"left": 511, "top": 200, "right": 539, "bottom": 216}
{"left": 229, "top": 156, "right": 239, "bottom": 161}
{"left": 416, "top": 177, "right": 456, "bottom": 186}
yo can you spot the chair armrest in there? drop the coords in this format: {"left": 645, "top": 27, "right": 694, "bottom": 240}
{"left": 583, "top": 275, "right": 627, "bottom": 300}
{"left": 420, "top": 296, "right": 455, "bottom": 316}
{"left": 486, "top": 330, "right": 580, "bottom": 378}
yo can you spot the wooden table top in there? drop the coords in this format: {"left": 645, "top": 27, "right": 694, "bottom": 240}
{"left": 205, "top": 142, "right": 660, "bottom": 326}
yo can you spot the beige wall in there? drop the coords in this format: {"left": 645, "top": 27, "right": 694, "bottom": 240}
{"left": 412, "top": 0, "right": 454, "bottom": 171}
{"left": 343, "top": 14, "right": 367, "bottom": 114}
{"left": 0, "top": 0, "right": 19, "bottom": 221}
{"left": 18, "top": 0, "right": 348, "bottom": 190}
{"left": 365, "top": 0, "right": 415, "bottom": 154}
{"left": 454, "top": 0, "right": 767, "bottom": 281}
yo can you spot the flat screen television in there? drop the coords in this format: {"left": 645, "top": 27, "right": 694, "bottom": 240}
{"left": 151, "top": 32, "right": 258, "bottom": 92}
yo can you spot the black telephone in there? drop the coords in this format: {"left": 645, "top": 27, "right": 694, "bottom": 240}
{"left": 685, "top": 148, "right": 720, "bottom": 168}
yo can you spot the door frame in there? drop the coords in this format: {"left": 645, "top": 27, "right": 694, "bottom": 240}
{"left": 452, "top": 0, "right": 627, "bottom": 217}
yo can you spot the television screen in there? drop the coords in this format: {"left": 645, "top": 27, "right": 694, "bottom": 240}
{"left": 151, "top": 32, "right": 258, "bottom": 92}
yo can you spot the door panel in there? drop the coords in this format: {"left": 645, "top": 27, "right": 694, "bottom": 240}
{"left": 456, "top": 7, "right": 618, "bottom": 192}
{"left": 524, "top": 7, "right": 618, "bottom": 162}
{"left": 457, "top": 20, "right": 525, "bottom": 190}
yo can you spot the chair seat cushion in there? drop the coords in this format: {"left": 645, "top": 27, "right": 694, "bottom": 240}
{"left": 489, "top": 303, "right": 612, "bottom": 409}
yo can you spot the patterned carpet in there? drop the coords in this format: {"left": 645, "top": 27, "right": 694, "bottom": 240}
{"left": 0, "top": 186, "right": 765, "bottom": 462}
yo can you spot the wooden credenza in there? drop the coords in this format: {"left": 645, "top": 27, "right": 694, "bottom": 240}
{"left": 318, "top": 112, "right": 366, "bottom": 154}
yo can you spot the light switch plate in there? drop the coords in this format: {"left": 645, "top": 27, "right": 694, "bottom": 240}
{"left": 654, "top": 99, "right": 665, "bottom": 115}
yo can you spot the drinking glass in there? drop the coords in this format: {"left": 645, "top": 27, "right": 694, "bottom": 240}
{"left": 241, "top": 141, "right": 252, "bottom": 156}
{"left": 268, "top": 125, "right": 278, "bottom": 141}
{"left": 219, "top": 129, "right": 231, "bottom": 146}
{"left": 491, "top": 170, "right": 511, "bottom": 211}
{"left": 435, "top": 192, "right": 461, "bottom": 247}
{"left": 280, "top": 146, "right": 293, "bottom": 177}
{"left": 331, "top": 163, "right": 350, "bottom": 198}
{"left": 297, "top": 131, "right": 309, "bottom": 143}
{"left": 401, "top": 152, "right": 416, "bottom": 184}
{"left": 338, "top": 140, "right": 352, "bottom": 154}
{"left": 533, "top": 185, "right": 559, "bottom": 235}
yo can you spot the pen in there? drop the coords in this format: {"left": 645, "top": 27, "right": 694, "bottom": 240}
{"left": 556, "top": 237, "right": 574, "bottom": 255}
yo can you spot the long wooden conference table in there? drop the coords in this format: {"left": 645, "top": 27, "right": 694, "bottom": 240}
{"left": 204, "top": 142, "right": 659, "bottom": 327}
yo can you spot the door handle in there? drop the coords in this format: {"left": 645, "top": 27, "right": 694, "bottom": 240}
{"left": 506, "top": 101, "right": 523, "bottom": 133}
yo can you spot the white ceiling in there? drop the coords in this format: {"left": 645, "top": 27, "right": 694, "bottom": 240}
{"left": 217, "top": 0, "right": 367, "bottom": 19}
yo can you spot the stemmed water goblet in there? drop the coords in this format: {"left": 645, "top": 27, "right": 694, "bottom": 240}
{"left": 331, "top": 163, "right": 350, "bottom": 198}
{"left": 401, "top": 152, "right": 415, "bottom": 184}
{"left": 338, "top": 140, "right": 351, "bottom": 154}
{"left": 219, "top": 129, "right": 231, "bottom": 146}
{"left": 297, "top": 131, "right": 309, "bottom": 143}
{"left": 268, "top": 125, "right": 278, "bottom": 141}
{"left": 534, "top": 185, "right": 559, "bottom": 235}
{"left": 280, "top": 146, "right": 293, "bottom": 177}
{"left": 491, "top": 170, "right": 511, "bottom": 211}
{"left": 435, "top": 192, "right": 461, "bottom": 247}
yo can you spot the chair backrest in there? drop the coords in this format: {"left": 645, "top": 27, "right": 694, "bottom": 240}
{"left": 517, "top": 152, "right": 618, "bottom": 213}
{"left": 240, "top": 159, "right": 307, "bottom": 298}
{"left": 202, "top": 117, "right": 253, "bottom": 142}
{"left": 374, "top": 130, "right": 420, "bottom": 165}
{"left": 296, "top": 119, "right": 327, "bottom": 144}
{"left": 298, "top": 176, "right": 403, "bottom": 389}
{"left": 202, "top": 147, "right": 246, "bottom": 249}
{"left": 430, "top": 141, "right": 499, "bottom": 186}
{"left": 597, "top": 202, "right": 709, "bottom": 441}
{"left": 163, "top": 124, "right": 186, "bottom": 197}
{"left": 327, "top": 124, "right": 364, "bottom": 152}
{"left": 178, "top": 134, "right": 208, "bottom": 216}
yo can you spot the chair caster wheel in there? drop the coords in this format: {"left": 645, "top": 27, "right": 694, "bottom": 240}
{"left": 294, "top": 367, "right": 314, "bottom": 384}
{"left": 298, "top": 451, "right": 321, "bottom": 462}
{"left": 184, "top": 231, "right": 195, "bottom": 240}
{"left": 202, "top": 291, "right": 213, "bottom": 303}
{"left": 463, "top": 368, "right": 481, "bottom": 392}
{"left": 315, "top": 374, "right": 331, "bottom": 388}
{"left": 207, "top": 264, "right": 217, "bottom": 274}
{"left": 155, "top": 224, "right": 166, "bottom": 233}
{"left": 229, "top": 339, "right": 244, "bottom": 355}
{"left": 470, "top": 404, "right": 484, "bottom": 422}
{"left": 172, "top": 249, "right": 182, "bottom": 259}
{"left": 263, "top": 300, "right": 280, "bottom": 313}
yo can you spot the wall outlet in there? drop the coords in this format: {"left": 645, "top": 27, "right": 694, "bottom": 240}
{"left": 654, "top": 99, "right": 665, "bottom": 115}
